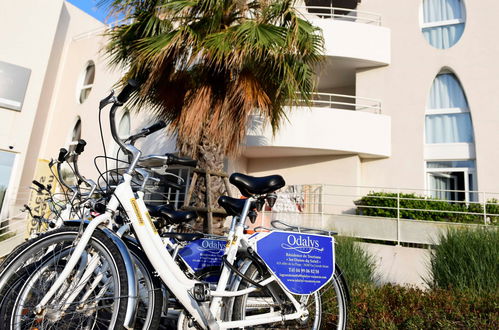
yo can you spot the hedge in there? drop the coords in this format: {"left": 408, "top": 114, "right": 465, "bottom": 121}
{"left": 355, "top": 192, "right": 499, "bottom": 225}
{"left": 327, "top": 284, "right": 499, "bottom": 329}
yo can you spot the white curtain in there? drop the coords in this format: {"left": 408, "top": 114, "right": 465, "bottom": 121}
{"left": 428, "top": 174, "right": 452, "bottom": 201}
{"left": 426, "top": 113, "right": 473, "bottom": 143}
{"left": 427, "top": 73, "right": 467, "bottom": 109}
{"left": 422, "top": 0, "right": 464, "bottom": 49}
{"left": 426, "top": 73, "right": 473, "bottom": 143}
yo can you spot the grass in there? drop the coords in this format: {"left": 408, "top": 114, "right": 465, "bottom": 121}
{"left": 428, "top": 228, "right": 499, "bottom": 293}
{"left": 0, "top": 231, "right": 15, "bottom": 243}
{"left": 335, "top": 236, "right": 377, "bottom": 288}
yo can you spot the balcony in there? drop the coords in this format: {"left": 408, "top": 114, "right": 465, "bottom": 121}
{"left": 296, "top": 5, "right": 390, "bottom": 67}
{"left": 244, "top": 93, "right": 391, "bottom": 159}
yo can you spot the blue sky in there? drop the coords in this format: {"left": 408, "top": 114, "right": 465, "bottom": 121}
{"left": 67, "top": 0, "right": 110, "bottom": 23}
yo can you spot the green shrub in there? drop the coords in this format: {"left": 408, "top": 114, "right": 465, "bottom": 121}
{"left": 355, "top": 192, "right": 497, "bottom": 224}
{"left": 332, "top": 284, "right": 499, "bottom": 329}
{"left": 486, "top": 198, "right": 499, "bottom": 224}
{"left": 335, "top": 237, "right": 377, "bottom": 288}
{"left": 428, "top": 228, "right": 499, "bottom": 293}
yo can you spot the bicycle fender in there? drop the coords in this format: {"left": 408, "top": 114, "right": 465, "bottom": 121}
{"left": 63, "top": 220, "right": 138, "bottom": 329}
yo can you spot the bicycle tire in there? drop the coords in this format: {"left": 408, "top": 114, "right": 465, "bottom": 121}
{"left": 126, "top": 240, "right": 164, "bottom": 329}
{"left": 230, "top": 261, "right": 348, "bottom": 329}
{"left": 0, "top": 227, "right": 129, "bottom": 329}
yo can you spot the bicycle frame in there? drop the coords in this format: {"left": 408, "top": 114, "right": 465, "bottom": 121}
{"left": 33, "top": 91, "right": 309, "bottom": 329}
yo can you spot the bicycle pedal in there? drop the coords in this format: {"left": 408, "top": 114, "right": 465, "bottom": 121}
{"left": 193, "top": 283, "right": 210, "bottom": 302}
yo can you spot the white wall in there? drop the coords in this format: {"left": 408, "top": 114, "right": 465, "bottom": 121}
{"left": 312, "top": 19, "right": 391, "bottom": 65}
{"left": 247, "top": 154, "right": 361, "bottom": 186}
{"left": 246, "top": 107, "right": 391, "bottom": 158}
{"left": 360, "top": 242, "right": 431, "bottom": 288}
{"left": 0, "top": 0, "right": 65, "bottom": 213}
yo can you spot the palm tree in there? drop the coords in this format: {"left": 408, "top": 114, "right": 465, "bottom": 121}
{"left": 101, "top": 0, "right": 323, "bottom": 231}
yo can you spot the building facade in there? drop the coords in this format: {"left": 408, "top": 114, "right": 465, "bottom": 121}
{"left": 239, "top": 0, "right": 499, "bottom": 206}
{"left": 2, "top": 0, "right": 499, "bottom": 221}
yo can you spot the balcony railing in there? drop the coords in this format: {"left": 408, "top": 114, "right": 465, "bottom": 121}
{"left": 72, "top": 18, "right": 134, "bottom": 41}
{"left": 296, "top": 6, "right": 381, "bottom": 25}
{"left": 255, "top": 183, "right": 498, "bottom": 245}
{"left": 266, "top": 183, "right": 499, "bottom": 225}
{"left": 295, "top": 92, "right": 382, "bottom": 114}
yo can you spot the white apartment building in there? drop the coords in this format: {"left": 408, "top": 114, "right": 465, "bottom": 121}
{"left": 2, "top": 0, "right": 499, "bottom": 222}
{"left": 242, "top": 0, "right": 499, "bottom": 207}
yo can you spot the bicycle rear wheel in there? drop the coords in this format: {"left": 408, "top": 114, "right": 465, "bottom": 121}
{"left": 0, "top": 227, "right": 129, "bottom": 329}
{"left": 126, "top": 240, "right": 164, "bottom": 329}
{"left": 230, "top": 261, "right": 348, "bottom": 329}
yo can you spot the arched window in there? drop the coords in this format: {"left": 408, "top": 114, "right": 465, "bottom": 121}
{"left": 118, "top": 111, "right": 130, "bottom": 140}
{"left": 425, "top": 71, "right": 476, "bottom": 202}
{"left": 77, "top": 61, "right": 95, "bottom": 104}
{"left": 60, "top": 118, "right": 82, "bottom": 186}
{"left": 421, "top": 0, "right": 465, "bottom": 49}
{"left": 425, "top": 73, "right": 473, "bottom": 143}
{"left": 69, "top": 118, "right": 82, "bottom": 152}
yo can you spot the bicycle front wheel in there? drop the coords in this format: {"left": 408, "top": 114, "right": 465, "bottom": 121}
{"left": 231, "top": 261, "right": 349, "bottom": 329}
{"left": 0, "top": 227, "right": 129, "bottom": 329}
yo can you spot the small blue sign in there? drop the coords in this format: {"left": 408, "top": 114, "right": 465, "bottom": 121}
{"left": 255, "top": 231, "right": 334, "bottom": 295}
{"left": 178, "top": 239, "right": 225, "bottom": 282}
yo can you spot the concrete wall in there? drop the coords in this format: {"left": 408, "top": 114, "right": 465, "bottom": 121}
{"left": 311, "top": 19, "right": 391, "bottom": 65}
{"left": 360, "top": 242, "right": 431, "bottom": 288}
{"left": 247, "top": 154, "right": 361, "bottom": 186}
{"left": 245, "top": 107, "right": 391, "bottom": 158}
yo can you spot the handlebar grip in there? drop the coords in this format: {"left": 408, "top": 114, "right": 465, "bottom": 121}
{"left": 32, "top": 180, "right": 46, "bottom": 191}
{"left": 166, "top": 154, "right": 198, "bottom": 167}
{"left": 164, "top": 180, "right": 183, "bottom": 191}
{"left": 58, "top": 148, "right": 68, "bottom": 162}
{"left": 116, "top": 79, "right": 140, "bottom": 104}
{"left": 145, "top": 121, "right": 166, "bottom": 135}
{"left": 75, "top": 139, "right": 87, "bottom": 155}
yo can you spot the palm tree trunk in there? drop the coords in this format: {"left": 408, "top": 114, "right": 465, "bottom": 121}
{"left": 180, "top": 130, "right": 227, "bottom": 234}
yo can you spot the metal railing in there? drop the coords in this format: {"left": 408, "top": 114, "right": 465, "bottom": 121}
{"left": 72, "top": 18, "right": 134, "bottom": 41}
{"left": 266, "top": 183, "right": 499, "bottom": 225}
{"left": 295, "top": 92, "right": 382, "bottom": 114}
{"left": 255, "top": 183, "right": 498, "bottom": 245}
{"left": 295, "top": 6, "right": 382, "bottom": 26}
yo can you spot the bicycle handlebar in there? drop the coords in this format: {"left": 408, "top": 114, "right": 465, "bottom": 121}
{"left": 128, "top": 121, "right": 166, "bottom": 144}
{"left": 116, "top": 79, "right": 139, "bottom": 104}
{"left": 166, "top": 154, "right": 198, "bottom": 167}
{"left": 58, "top": 148, "right": 68, "bottom": 163}
{"left": 75, "top": 139, "right": 87, "bottom": 155}
{"left": 144, "top": 121, "right": 166, "bottom": 135}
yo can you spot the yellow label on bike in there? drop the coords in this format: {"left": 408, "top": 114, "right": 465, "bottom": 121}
{"left": 145, "top": 211, "right": 158, "bottom": 234}
{"left": 130, "top": 198, "right": 144, "bottom": 225}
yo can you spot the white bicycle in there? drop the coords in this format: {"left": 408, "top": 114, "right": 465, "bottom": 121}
{"left": 0, "top": 81, "right": 349, "bottom": 329}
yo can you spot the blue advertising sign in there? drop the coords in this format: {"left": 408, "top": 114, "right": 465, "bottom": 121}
{"left": 254, "top": 231, "right": 334, "bottom": 295}
{"left": 178, "top": 239, "right": 225, "bottom": 282}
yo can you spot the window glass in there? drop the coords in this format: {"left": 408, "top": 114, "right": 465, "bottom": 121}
{"left": 427, "top": 160, "right": 475, "bottom": 168}
{"left": 425, "top": 73, "right": 474, "bottom": 143}
{"left": 427, "top": 160, "right": 476, "bottom": 202}
{"left": 68, "top": 119, "right": 82, "bottom": 153}
{"left": 78, "top": 61, "right": 95, "bottom": 104}
{"left": 0, "top": 151, "right": 16, "bottom": 212}
{"left": 425, "top": 113, "right": 473, "bottom": 143}
{"left": 421, "top": 0, "right": 465, "bottom": 49}
{"left": 118, "top": 112, "right": 130, "bottom": 140}
{"left": 427, "top": 73, "right": 467, "bottom": 109}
